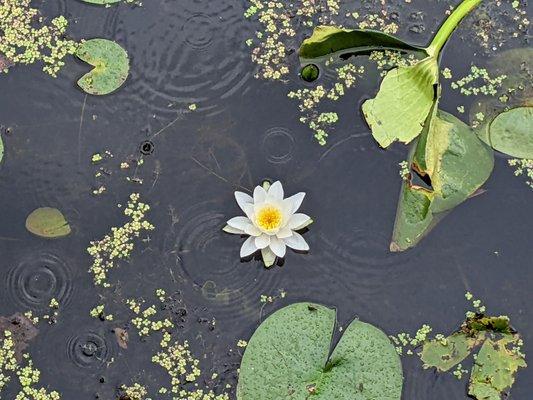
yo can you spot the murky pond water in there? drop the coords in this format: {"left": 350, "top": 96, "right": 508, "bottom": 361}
{"left": 0, "top": 0, "right": 531, "bottom": 399}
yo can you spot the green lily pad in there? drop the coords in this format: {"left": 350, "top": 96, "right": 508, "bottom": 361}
{"left": 25, "top": 207, "right": 71, "bottom": 238}
{"left": 391, "top": 108, "right": 494, "bottom": 251}
{"left": 237, "top": 303, "right": 403, "bottom": 400}
{"left": 362, "top": 57, "right": 439, "bottom": 148}
{"left": 421, "top": 333, "right": 480, "bottom": 372}
{"left": 76, "top": 39, "right": 129, "bottom": 95}
{"left": 468, "top": 334, "right": 527, "bottom": 400}
{"left": 299, "top": 26, "right": 426, "bottom": 60}
{"left": 485, "top": 106, "right": 533, "bottom": 159}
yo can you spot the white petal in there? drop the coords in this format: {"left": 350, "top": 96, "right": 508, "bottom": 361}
{"left": 242, "top": 203, "right": 255, "bottom": 220}
{"left": 240, "top": 236, "right": 258, "bottom": 258}
{"left": 255, "top": 234, "right": 271, "bottom": 249}
{"left": 261, "top": 247, "right": 276, "bottom": 268}
{"left": 235, "top": 191, "right": 253, "bottom": 213}
{"left": 223, "top": 225, "right": 244, "bottom": 235}
{"left": 285, "top": 192, "right": 306, "bottom": 213}
{"left": 283, "top": 231, "right": 309, "bottom": 251}
{"left": 269, "top": 236, "right": 286, "bottom": 258}
{"left": 288, "top": 213, "right": 311, "bottom": 230}
{"left": 244, "top": 225, "right": 262, "bottom": 237}
{"left": 268, "top": 181, "right": 284, "bottom": 201}
{"left": 227, "top": 216, "right": 252, "bottom": 231}
{"left": 276, "top": 226, "right": 293, "bottom": 239}
{"left": 253, "top": 185, "right": 267, "bottom": 204}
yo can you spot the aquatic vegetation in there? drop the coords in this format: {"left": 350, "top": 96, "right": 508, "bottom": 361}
{"left": 87, "top": 193, "right": 154, "bottom": 286}
{"left": 449, "top": 65, "right": 507, "bottom": 97}
{"left": 119, "top": 383, "right": 148, "bottom": 400}
{"left": 76, "top": 39, "right": 130, "bottom": 95}
{"left": 0, "top": 0, "right": 78, "bottom": 76}
{"left": 391, "top": 109, "right": 494, "bottom": 251}
{"left": 126, "top": 297, "right": 173, "bottom": 336}
{"left": 478, "top": 106, "right": 533, "bottom": 159}
{"left": 224, "top": 181, "right": 312, "bottom": 268}
{"left": 0, "top": 318, "right": 61, "bottom": 399}
{"left": 392, "top": 292, "right": 527, "bottom": 400}
{"left": 508, "top": 158, "right": 533, "bottom": 190}
{"left": 237, "top": 302, "right": 402, "bottom": 399}
{"left": 25, "top": 208, "right": 71, "bottom": 239}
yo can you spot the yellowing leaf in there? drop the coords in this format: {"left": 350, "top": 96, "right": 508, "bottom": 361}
{"left": 25, "top": 207, "right": 71, "bottom": 238}
{"left": 362, "top": 57, "right": 439, "bottom": 148}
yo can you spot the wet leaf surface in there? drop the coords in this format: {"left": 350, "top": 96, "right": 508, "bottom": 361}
{"left": 485, "top": 106, "right": 533, "bottom": 159}
{"left": 469, "top": 334, "right": 527, "bottom": 400}
{"left": 25, "top": 207, "right": 71, "bottom": 238}
{"left": 392, "top": 109, "right": 494, "bottom": 251}
{"left": 421, "top": 332, "right": 480, "bottom": 372}
{"left": 237, "top": 303, "right": 402, "bottom": 400}
{"left": 299, "top": 26, "right": 425, "bottom": 60}
{"left": 76, "top": 39, "right": 130, "bottom": 95}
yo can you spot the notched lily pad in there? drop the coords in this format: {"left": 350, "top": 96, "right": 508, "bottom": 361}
{"left": 237, "top": 302, "right": 403, "bottom": 399}
{"left": 76, "top": 38, "right": 129, "bottom": 95}
{"left": 25, "top": 207, "right": 71, "bottom": 238}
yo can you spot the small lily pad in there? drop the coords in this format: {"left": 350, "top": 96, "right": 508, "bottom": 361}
{"left": 237, "top": 303, "right": 403, "bottom": 399}
{"left": 486, "top": 106, "right": 533, "bottom": 159}
{"left": 76, "top": 39, "right": 129, "bottom": 95}
{"left": 25, "top": 207, "right": 71, "bottom": 238}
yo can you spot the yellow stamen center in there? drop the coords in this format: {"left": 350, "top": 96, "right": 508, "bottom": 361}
{"left": 256, "top": 206, "right": 283, "bottom": 231}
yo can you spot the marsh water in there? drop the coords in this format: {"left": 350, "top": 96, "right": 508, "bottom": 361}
{"left": 0, "top": 0, "right": 532, "bottom": 398}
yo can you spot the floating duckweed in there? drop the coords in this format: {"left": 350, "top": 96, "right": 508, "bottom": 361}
{"left": 508, "top": 158, "right": 533, "bottom": 190}
{"left": 120, "top": 383, "right": 147, "bottom": 400}
{"left": 442, "top": 67, "right": 453, "bottom": 79}
{"left": 300, "top": 64, "right": 319, "bottom": 82}
{"left": 126, "top": 298, "right": 173, "bottom": 337}
{"left": 1, "top": 331, "right": 61, "bottom": 399}
{"left": 89, "top": 304, "right": 113, "bottom": 321}
{"left": 399, "top": 161, "right": 410, "bottom": 181}
{"left": 236, "top": 340, "right": 248, "bottom": 348}
{"left": 152, "top": 332, "right": 229, "bottom": 400}
{"left": 0, "top": 0, "right": 78, "bottom": 76}
{"left": 87, "top": 193, "right": 155, "bottom": 287}
{"left": 450, "top": 65, "right": 507, "bottom": 97}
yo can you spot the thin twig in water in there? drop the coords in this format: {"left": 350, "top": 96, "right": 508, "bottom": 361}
{"left": 190, "top": 156, "right": 252, "bottom": 193}
{"left": 319, "top": 132, "right": 369, "bottom": 162}
{"left": 78, "top": 94, "right": 88, "bottom": 165}
{"left": 150, "top": 111, "right": 185, "bottom": 141}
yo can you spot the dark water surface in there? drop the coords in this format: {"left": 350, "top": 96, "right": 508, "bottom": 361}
{"left": 0, "top": 0, "right": 532, "bottom": 399}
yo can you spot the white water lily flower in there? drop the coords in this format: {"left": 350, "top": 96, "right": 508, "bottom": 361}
{"left": 223, "top": 181, "right": 313, "bottom": 267}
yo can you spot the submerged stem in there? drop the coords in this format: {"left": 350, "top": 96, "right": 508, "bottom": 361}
{"left": 426, "top": 0, "right": 482, "bottom": 57}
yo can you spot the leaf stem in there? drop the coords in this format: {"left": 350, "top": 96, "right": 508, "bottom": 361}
{"left": 426, "top": 0, "right": 482, "bottom": 57}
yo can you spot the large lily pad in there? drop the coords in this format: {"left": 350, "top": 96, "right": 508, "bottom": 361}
{"left": 484, "top": 107, "right": 533, "bottom": 159}
{"left": 25, "top": 207, "right": 71, "bottom": 238}
{"left": 76, "top": 39, "right": 129, "bottom": 95}
{"left": 299, "top": 26, "right": 426, "bottom": 60}
{"left": 468, "top": 334, "right": 527, "bottom": 400}
{"left": 362, "top": 57, "right": 439, "bottom": 148}
{"left": 391, "top": 109, "right": 494, "bottom": 251}
{"left": 237, "top": 303, "right": 402, "bottom": 400}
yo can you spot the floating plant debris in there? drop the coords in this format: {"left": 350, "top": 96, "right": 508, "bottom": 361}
{"left": 76, "top": 39, "right": 130, "bottom": 95}
{"left": 392, "top": 293, "right": 527, "bottom": 400}
{"left": 25, "top": 207, "right": 71, "bottom": 238}
{"left": 237, "top": 303, "right": 402, "bottom": 399}
{"left": 300, "top": 64, "right": 319, "bottom": 83}
{"left": 224, "top": 181, "right": 312, "bottom": 268}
